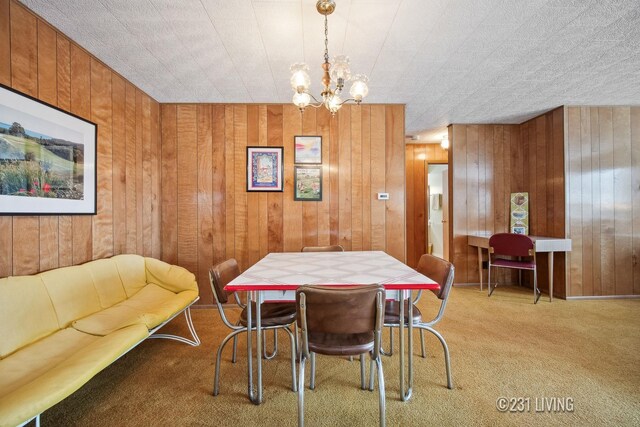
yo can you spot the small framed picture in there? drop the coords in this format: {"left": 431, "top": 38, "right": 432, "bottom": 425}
{"left": 294, "top": 165, "right": 322, "bottom": 201}
{"left": 246, "top": 146, "right": 284, "bottom": 192}
{"left": 294, "top": 135, "right": 322, "bottom": 164}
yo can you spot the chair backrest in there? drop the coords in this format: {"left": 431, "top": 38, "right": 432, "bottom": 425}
{"left": 296, "top": 285, "right": 384, "bottom": 337}
{"left": 209, "top": 259, "right": 241, "bottom": 305}
{"left": 489, "top": 233, "right": 534, "bottom": 258}
{"left": 301, "top": 245, "right": 345, "bottom": 252}
{"left": 416, "top": 254, "right": 455, "bottom": 301}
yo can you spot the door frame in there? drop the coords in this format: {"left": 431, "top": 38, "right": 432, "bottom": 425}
{"left": 425, "top": 161, "right": 449, "bottom": 260}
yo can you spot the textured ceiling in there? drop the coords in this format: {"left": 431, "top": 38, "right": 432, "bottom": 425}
{"left": 20, "top": 0, "right": 640, "bottom": 137}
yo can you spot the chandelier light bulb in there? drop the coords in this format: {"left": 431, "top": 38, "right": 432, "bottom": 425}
{"left": 290, "top": 63, "right": 311, "bottom": 93}
{"left": 330, "top": 55, "right": 351, "bottom": 85}
{"left": 327, "top": 94, "right": 342, "bottom": 114}
{"left": 293, "top": 92, "right": 311, "bottom": 110}
{"left": 349, "top": 74, "right": 369, "bottom": 102}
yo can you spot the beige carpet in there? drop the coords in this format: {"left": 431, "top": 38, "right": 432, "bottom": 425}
{"left": 41, "top": 286, "right": 640, "bottom": 426}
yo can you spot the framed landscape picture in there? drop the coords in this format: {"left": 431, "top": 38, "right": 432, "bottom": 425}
{"left": 294, "top": 135, "right": 322, "bottom": 164}
{"left": 294, "top": 165, "right": 322, "bottom": 201}
{"left": 0, "top": 84, "right": 97, "bottom": 215}
{"left": 246, "top": 146, "right": 284, "bottom": 192}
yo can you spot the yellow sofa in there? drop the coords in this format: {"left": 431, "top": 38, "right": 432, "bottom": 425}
{"left": 0, "top": 254, "right": 200, "bottom": 427}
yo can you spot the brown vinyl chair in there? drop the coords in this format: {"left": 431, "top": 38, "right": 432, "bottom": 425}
{"left": 383, "top": 254, "right": 454, "bottom": 390}
{"left": 209, "top": 259, "right": 298, "bottom": 396}
{"left": 296, "top": 285, "right": 386, "bottom": 427}
{"left": 301, "top": 245, "right": 345, "bottom": 252}
{"left": 487, "top": 233, "right": 539, "bottom": 303}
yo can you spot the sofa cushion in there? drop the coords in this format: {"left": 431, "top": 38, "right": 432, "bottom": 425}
{"left": 0, "top": 324, "right": 148, "bottom": 427}
{"left": 40, "top": 265, "right": 102, "bottom": 328}
{"left": 83, "top": 258, "right": 127, "bottom": 308}
{"left": 72, "top": 283, "right": 198, "bottom": 335}
{"left": 112, "top": 254, "right": 148, "bottom": 298}
{"left": 0, "top": 276, "right": 60, "bottom": 358}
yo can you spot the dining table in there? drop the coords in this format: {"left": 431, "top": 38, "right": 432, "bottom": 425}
{"left": 225, "top": 250, "right": 439, "bottom": 404}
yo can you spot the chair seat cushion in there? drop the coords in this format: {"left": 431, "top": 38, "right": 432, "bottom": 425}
{"left": 239, "top": 302, "right": 296, "bottom": 328}
{"left": 384, "top": 301, "right": 422, "bottom": 324}
{"left": 492, "top": 258, "right": 536, "bottom": 269}
{"left": 308, "top": 332, "right": 374, "bottom": 356}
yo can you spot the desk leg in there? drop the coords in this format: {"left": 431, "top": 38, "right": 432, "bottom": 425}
{"left": 548, "top": 252, "right": 554, "bottom": 302}
{"left": 246, "top": 292, "right": 263, "bottom": 404}
{"left": 399, "top": 290, "right": 413, "bottom": 401}
{"left": 477, "top": 247, "right": 483, "bottom": 291}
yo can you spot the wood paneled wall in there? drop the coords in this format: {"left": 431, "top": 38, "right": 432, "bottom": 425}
{"left": 0, "top": 0, "right": 161, "bottom": 278}
{"left": 160, "top": 104, "right": 406, "bottom": 304}
{"left": 565, "top": 106, "right": 640, "bottom": 297}
{"left": 405, "top": 143, "right": 448, "bottom": 267}
{"left": 450, "top": 123, "right": 521, "bottom": 285}
{"left": 449, "top": 108, "right": 567, "bottom": 296}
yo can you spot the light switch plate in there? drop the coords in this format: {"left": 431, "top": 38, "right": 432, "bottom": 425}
{"left": 377, "top": 193, "right": 389, "bottom": 200}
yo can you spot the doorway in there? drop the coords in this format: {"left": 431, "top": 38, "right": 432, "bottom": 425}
{"left": 427, "top": 163, "right": 449, "bottom": 260}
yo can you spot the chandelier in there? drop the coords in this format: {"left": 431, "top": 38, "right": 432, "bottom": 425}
{"left": 290, "top": 0, "right": 369, "bottom": 115}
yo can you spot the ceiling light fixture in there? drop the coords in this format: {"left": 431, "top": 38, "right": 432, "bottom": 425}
{"left": 290, "top": 0, "right": 369, "bottom": 115}
{"left": 441, "top": 135, "right": 450, "bottom": 150}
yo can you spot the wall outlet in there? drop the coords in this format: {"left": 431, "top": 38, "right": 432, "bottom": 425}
{"left": 377, "top": 193, "right": 389, "bottom": 200}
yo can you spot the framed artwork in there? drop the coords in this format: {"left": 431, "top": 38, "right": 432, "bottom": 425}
{"left": 0, "top": 84, "right": 97, "bottom": 215}
{"left": 294, "top": 165, "right": 322, "bottom": 201}
{"left": 246, "top": 146, "right": 284, "bottom": 192}
{"left": 294, "top": 135, "right": 322, "bottom": 164}
{"left": 510, "top": 192, "right": 529, "bottom": 235}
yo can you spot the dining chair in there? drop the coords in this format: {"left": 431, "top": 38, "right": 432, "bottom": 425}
{"left": 487, "top": 233, "right": 539, "bottom": 304}
{"left": 383, "top": 254, "right": 454, "bottom": 390}
{"left": 296, "top": 285, "right": 386, "bottom": 427}
{"left": 209, "top": 259, "right": 298, "bottom": 396}
{"left": 301, "top": 245, "right": 345, "bottom": 252}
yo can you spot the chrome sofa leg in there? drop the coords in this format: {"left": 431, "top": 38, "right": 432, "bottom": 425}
{"left": 149, "top": 307, "right": 201, "bottom": 346}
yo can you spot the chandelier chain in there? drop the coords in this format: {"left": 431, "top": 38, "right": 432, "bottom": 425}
{"left": 324, "top": 14, "right": 329, "bottom": 64}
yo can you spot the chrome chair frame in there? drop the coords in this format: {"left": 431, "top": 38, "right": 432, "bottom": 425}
{"left": 297, "top": 286, "right": 386, "bottom": 427}
{"left": 209, "top": 269, "right": 297, "bottom": 396}
{"left": 385, "top": 255, "right": 455, "bottom": 392}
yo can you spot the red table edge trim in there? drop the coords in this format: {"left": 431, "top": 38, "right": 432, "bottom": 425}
{"left": 225, "top": 283, "right": 440, "bottom": 292}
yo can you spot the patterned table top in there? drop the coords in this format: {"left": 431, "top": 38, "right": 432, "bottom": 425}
{"left": 226, "top": 251, "right": 439, "bottom": 295}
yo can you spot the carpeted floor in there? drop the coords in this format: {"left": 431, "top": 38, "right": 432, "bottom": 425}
{"left": 41, "top": 286, "right": 640, "bottom": 426}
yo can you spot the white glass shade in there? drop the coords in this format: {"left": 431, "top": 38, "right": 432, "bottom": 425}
{"left": 326, "top": 94, "right": 342, "bottom": 114}
{"left": 330, "top": 55, "right": 351, "bottom": 83}
{"left": 290, "top": 63, "right": 311, "bottom": 93}
{"left": 441, "top": 136, "right": 450, "bottom": 150}
{"left": 349, "top": 74, "right": 369, "bottom": 101}
{"left": 292, "top": 92, "right": 311, "bottom": 109}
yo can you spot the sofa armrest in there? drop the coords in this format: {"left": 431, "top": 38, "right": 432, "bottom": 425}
{"left": 144, "top": 258, "right": 198, "bottom": 294}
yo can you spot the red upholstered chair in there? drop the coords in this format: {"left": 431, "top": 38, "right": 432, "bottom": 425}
{"left": 487, "top": 233, "right": 539, "bottom": 304}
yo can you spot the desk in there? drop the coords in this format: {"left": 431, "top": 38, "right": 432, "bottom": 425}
{"left": 468, "top": 233, "right": 572, "bottom": 301}
{"left": 226, "top": 251, "right": 439, "bottom": 404}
